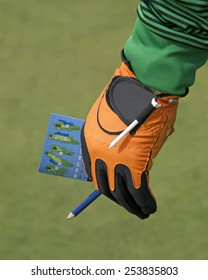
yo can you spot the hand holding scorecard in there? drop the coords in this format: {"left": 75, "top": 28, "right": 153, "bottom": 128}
{"left": 81, "top": 62, "right": 179, "bottom": 219}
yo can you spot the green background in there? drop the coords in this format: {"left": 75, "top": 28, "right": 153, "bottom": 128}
{"left": 0, "top": 0, "right": 207, "bottom": 260}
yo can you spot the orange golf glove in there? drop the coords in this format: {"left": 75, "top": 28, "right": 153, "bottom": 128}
{"left": 81, "top": 62, "right": 179, "bottom": 219}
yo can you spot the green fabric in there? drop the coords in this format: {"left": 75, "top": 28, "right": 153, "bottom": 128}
{"left": 124, "top": 1, "right": 208, "bottom": 95}
{"left": 138, "top": 0, "right": 208, "bottom": 50}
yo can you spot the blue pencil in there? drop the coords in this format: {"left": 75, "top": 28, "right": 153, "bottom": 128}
{"left": 67, "top": 190, "right": 101, "bottom": 220}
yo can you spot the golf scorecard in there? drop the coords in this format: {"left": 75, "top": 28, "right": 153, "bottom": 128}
{"left": 38, "top": 113, "right": 90, "bottom": 182}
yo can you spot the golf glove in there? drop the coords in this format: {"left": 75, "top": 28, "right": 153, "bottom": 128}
{"left": 81, "top": 62, "right": 179, "bottom": 219}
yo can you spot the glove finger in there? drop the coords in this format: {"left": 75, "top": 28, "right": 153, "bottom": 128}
{"left": 114, "top": 169, "right": 149, "bottom": 219}
{"left": 96, "top": 159, "right": 147, "bottom": 219}
{"left": 81, "top": 127, "right": 117, "bottom": 204}
{"left": 95, "top": 159, "right": 118, "bottom": 204}
{"left": 116, "top": 165, "right": 157, "bottom": 215}
{"left": 80, "top": 124, "right": 92, "bottom": 179}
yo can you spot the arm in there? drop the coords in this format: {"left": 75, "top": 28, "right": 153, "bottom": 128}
{"left": 124, "top": 0, "right": 208, "bottom": 95}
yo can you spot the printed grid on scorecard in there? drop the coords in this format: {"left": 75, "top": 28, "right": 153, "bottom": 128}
{"left": 38, "top": 113, "right": 91, "bottom": 182}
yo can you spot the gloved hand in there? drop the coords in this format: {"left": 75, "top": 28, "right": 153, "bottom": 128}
{"left": 81, "top": 62, "right": 179, "bottom": 219}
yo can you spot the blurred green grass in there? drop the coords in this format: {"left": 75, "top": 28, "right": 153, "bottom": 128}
{"left": 0, "top": 0, "right": 207, "bottom": 260}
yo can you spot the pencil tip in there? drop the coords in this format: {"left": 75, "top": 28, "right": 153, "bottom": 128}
{"left": 66, "top": 212, "right": 75, "bottom": 220}
{"left": 108, "top": 143, "right": 114, "bottom": 148}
